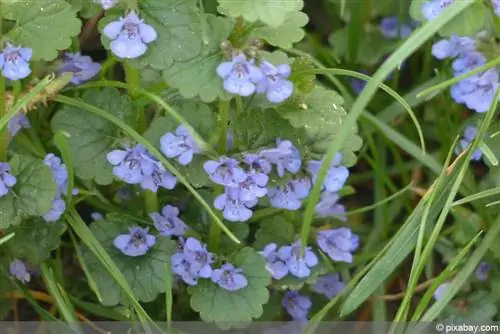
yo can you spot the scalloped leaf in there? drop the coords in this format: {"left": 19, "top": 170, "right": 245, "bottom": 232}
{"left": 6, "top": 219, "right": 66, "bottom": 264}
{"left": 217, "top": 0, "right": 303, "bottom": 28}
{"left": 277, "top": 86, "right": 363, "bottom": 166}
{"left": 163, "top": 14, "right": 234, "bottom": 102}
{"left": 252, "top": 11, "right": 308, "bottom": 48}
{"left": 81, "top": 215, "right": 177, "bottom": 306}
{"left": 253, "top": 216, "right": 295, "bottom": 250}
{"left": 189, "top": 247, "right": 271, "bottom": 329}
{"left": 51, "top": 88, "right": 135, "bottom": 185}
{"left": 3, "top": 0, "right": 82, "bottom": 61}
{"left": 0, "top": 155, "right": 57, "bottom": 228}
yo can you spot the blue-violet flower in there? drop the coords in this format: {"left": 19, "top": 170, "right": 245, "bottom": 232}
{"left": 211, "top": 263, "right": 248, "bottom": 291}
{"left": 278, "top": 240, "right": 318, "bottom": 278}
{"left": 0, "top": 44, "right": 32, "bottom": 80}
{"left": 316, "top": 227, "right": 359, "bottom": 263}
{"left": 256, "top": 61, "right": 294, "bottom": 103}
{"left": 59, "top": 52, "right": 101, "bottom": 85}
{"left": 259, "top": 243, "right": 289, "bottom": 280}
{"left": 10, "top": 259, "right": 31, "bottom": 283}
{"left": 216, "top": 54, "right": 263, "bottom": 96}
{"left": 311, "top": 274, "right": 345, "bottom": 299}
{"left": 0, "top": 163, "right": 16, "bottom": 197}
{"left": 151, "top": 205, "right": 188, "bottom": 237}
{"left": 203, "top": 157, "right": 246, "bottom": 187}
{"left": 282, "top": 291, "right": 311, "bottom": 320}
{"left": 160, "top": 125, "right": 200, "bottom": 165}
{"left": 113, "top": 226, "right": 156, "bottom": 257}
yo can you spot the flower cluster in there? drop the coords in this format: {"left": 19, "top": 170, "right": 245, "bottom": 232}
{"left": 260, "top": 241, "right": 318, "bottom": 279}
{"left": 43, "top": 153, "right": 79, "bottom": 223}
{"left": 0, "top": 44, "right": 32, "bottom": 81}
{"left": 107, "top": 144, "right": 177, "bottom": 193}
{"left": 432, "top": 35, "right": 499, "bottom": 113}
{"left": 217, "top": 54, "right": 294, "bottom": 104}
{"left": 171, "top": 237, "right": 247, "bottom": 291}
{"left": 454, "top": 125, "right": 483, "bottom": 161}
{"left": 58, "top": 52, "right": 101, "bottom": 85}
{"left": 103, "top": 11, "right": 157, "bottom": 59}
{"left": 206, "top": 139, "right": 350, "bottom": 222}
{"left": 0, "top": 163, "right": 16, "bottom": 197}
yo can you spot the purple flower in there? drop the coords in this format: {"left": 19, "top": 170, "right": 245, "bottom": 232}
{"left": 0, "top": 44, "right": 32, "bottom": 80}
{"left": 350, "top": 77, "right": 366, "bottom": 95}
{"left": 44, "top": 153, "right": 69, "bottom": 195}
{"left": 475, "top": 261, "right": 490, "bottom": 281}
{"left": 171, "top": 253, "right": 199, "bottom": 285}
{"left": 256, "top": 61, "right": 294, "bottom": 103}
{"left": 260, "top": 139, "right": 301, "bottom": 177}
{"left": 494, "top": 0, "right": 500, "bottom": 16}
{"left": 91, "top": 212, "right": 104, "bottom": 221}
{"left": 203, "top": 157, "right": 246, "bottom": 187}
{"left": 42, "top": 197, "right": 66, "bottom": 223}
{"left": 8, "top": 113, "right": 30, "bottom": 137}
{"left": 433, "top": 282, "right": 451, "bottom": 301}
{"left": 235, "top": 170, "right": 268, "bottom": 201}
{"left": 160, "top": 125, "right": 200, "bottom": 165}
{"left": 259, "top": 243, "right": 289, "bottom": 280}
{"left": 452, "top": 52, "right": 486, "bottom": 75}
{"left": 315, "top": 192, "right": 347, "bottom": 220}
{"left": 243, "top": 153, "right": 273, "bottom": 175}
{"left": 139, "top": 157, "right": 177, "bottom": 193}
{"left": 316, "top": 228, "right": 359, "bottom": 264}
{"left": 113, "top": 226, "right": 156, "bottom": 257}
{"left": 107, "top": 144, "right": 155, "bottom": 184}
{"left": 182, "top": 237, "right": 214, "bottom": 278}
{"left": 454, "top": 125, "right": 482, "bottom": 161}
{"left": 311, "top": 274, "right": 345, "bottom": 299}
{"left": 0, "top": 163, "right": 16, "bottom": 197}
{"left": 431, "top": 36, "right": 476, "bottom": 60}
{"left": 278, "top": 240, "right": 318, "bottom": 278}
{"left": 307, "top": 153, "right": 349, "bottom": 193}
{"left": 282, "top": 291, "right": 311, "bottom": 320}
{"left": 10, "top": 259, "right": 30, "bottom": 283}
{"left": 96, "top": 0, "right": 119, "bottom": 9}
{"left": 211, "top": 263, "right": 248, "bottom": 291}
{"left": 59, "top": 52, "right": 101, "bottom": 85}
{"left": 103, "top": 11, "right": 157, "bottom": 59}
{"left": 216, "top": 54, "right": 263, "bottom": 96}
{"left": 379, "top": 17, "right": 413, "bottom": 39}
{"left": 422, "top": 0, "right": 455, "bottom": 21}
{"left": 214, "top": 187, "right": 257, "bottom": 222}
{"left": 151, "top": 205, "right": 188, "bottom": 237}
{"left": 268, "top": 177, "right": 311, "bottom": 211}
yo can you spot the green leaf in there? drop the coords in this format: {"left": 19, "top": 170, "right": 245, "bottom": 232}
{"left": 0, "top": 155, "right": 57, "bottom": 228}
{"left": 252, "top": 11, "right": 308, "bottom": 48}
{"left": 328, "top": 27, "right": 399, "bottom": 66}
{"left": 189, "top": 247, "right": 271, "bottom": 329}
{"left": 220, "top": 222, "right": 249, "bottom": 253}
{"left": 232, "top": 108, "right": 305, "bottom": 151}
{"left": 4, "top": 0, "right": 82, "bottom": 61}
{"left": 51, "top": 88, "right": 134, "bottom": 185}
{"left": 163, "top": 14, "right": 234, "bottom": 102}
{"left": 277, "top": 86, "right": 363, "bottom": 166}
{"left": 253, "top": 216, "right": 295, "bottom": 250}
{"left": 81, "top": 216, "right": 177, "bottom": 306}
{"left": 7, "top": 219, "right": 66, "bottom": 264}
{"left": 217, "top": 0, "right": 303, "bottom": 27}
{"left": 409, "top": 1, "right": 487, "bottom": 37}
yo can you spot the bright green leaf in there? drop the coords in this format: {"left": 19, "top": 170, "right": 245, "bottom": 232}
{"left": 189, "top": 247, "right": 271, "bottom": 329}
{"left": 51, "top": 88, "right": 134, "bottom": 185}
{"left": 217, "top": 0, "right": 303, "bottom": 27}
{"left": 0, "top": 155, "right": 57, "bottom": 228}
{"left": 163, "top": 14, "right": 233, "bottom": 102}
{"left": 252, "top": 11, "right": 308, "bottom": 48}
{"left": 4, "top": 0, "right": 82, "bottom": 61}
{"left": 81, "top": 215, "right": 177, "bottom": 306}
{"left": 7, "top": 218, "right": 66, "bottom": 264}
{"left": 277, "top": 86, "right": 363, "bottom": 166}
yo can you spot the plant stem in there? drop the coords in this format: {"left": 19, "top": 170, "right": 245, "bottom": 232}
{"left": 124, "top": 62, "right": 146, "bottom": 133}
{"left": 144, "top": 190, "right": 158, "bottom": 215}
{"left": 0, "top": 76, "right": 7, "bottom": 161}
{"left": 209, "top": 99, "right": 230, "bottom": 252}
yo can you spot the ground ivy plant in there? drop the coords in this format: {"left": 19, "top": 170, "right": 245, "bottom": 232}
{"left": 1, "top": 0, "right": 500, "bottom": 329}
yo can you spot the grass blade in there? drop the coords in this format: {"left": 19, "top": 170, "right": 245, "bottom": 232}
{"left": 452, "top": 187, "right": 500, "bottom": 206}
{"left": 298, "top": 0, "right": 473, "bottom": 256}
{"left": 54, "top": 130, "right": 76, "bottom": 211}
{"left": 0, "top": 232, "right": 15, "bottom": 247}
